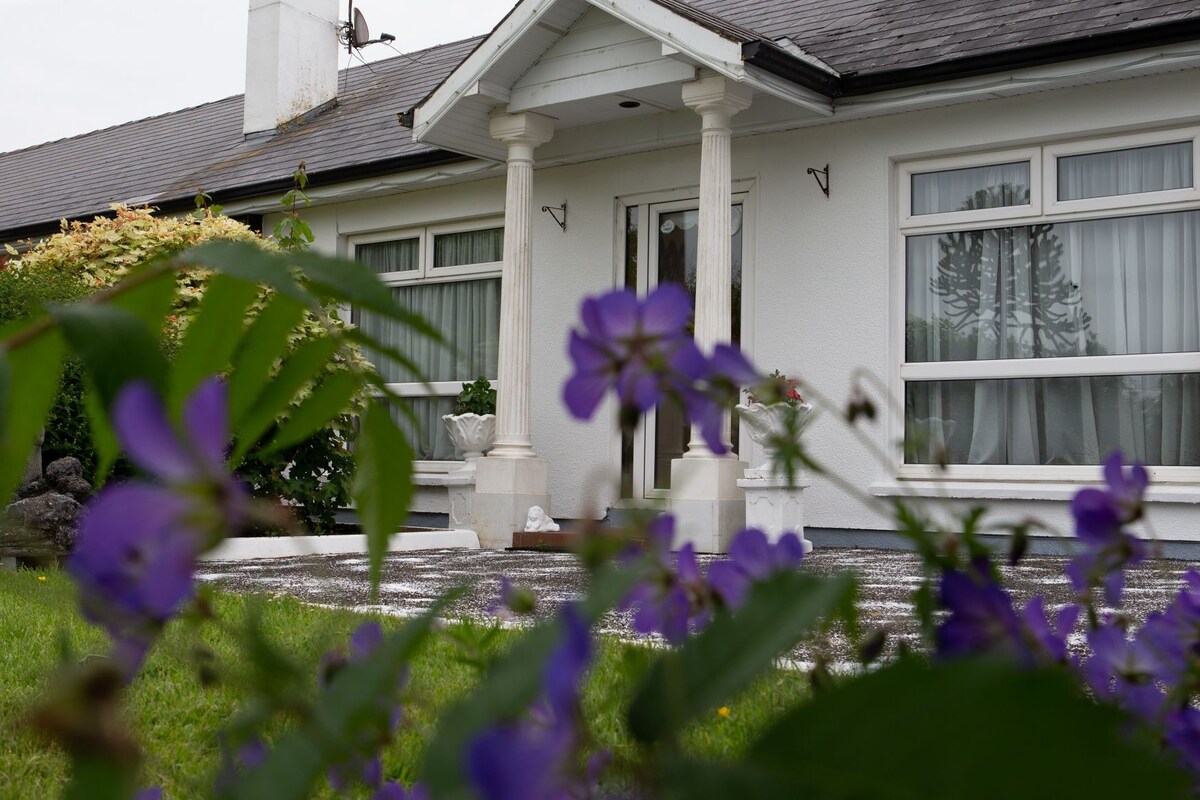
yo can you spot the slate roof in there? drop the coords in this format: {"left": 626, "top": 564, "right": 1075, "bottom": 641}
{"left": 3, "top": 0, "right": 1199, "bottom": 240}
{"left": 687, "top": 0, "right": 1200, "bottom": 75}
{"left": 0, "top": 37, "right": 480, "bottom": 241}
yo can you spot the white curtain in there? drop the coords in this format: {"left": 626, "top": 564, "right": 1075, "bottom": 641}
{"left": 912, "top": 162, "right": 1029, "bottom": 215}
{"left": 356, "top": 238, "right": 419, "bottom": 274}
{"left": 356, "top": 278, "right": 501, "bottom": 459}
{"left": 433, "top": 228, "right": 503, "bottom": 268}
{"left": 1058, "top": 141, "right": 1192, "bottom": 201}
{"left": 906, "top": 148, "right": 1199, "bottom": 466}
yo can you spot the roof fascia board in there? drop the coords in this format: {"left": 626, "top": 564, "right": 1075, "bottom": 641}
{"left": 743, "top": 64, "right": 833, "bottom": 116}
{"left": 839, "top": 19, "right": 1200, "bottom": 96}
{"left": 412, "top": 0, "right": 565, "bottom": 142}
{"left": 831, "top": 41, "right": 1200, "bottom": 121}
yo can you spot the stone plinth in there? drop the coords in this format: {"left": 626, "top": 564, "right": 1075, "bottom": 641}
{"left": 471, "top": 456, "right": 550, "bottom": 549}
{"left": 671, "top": 456, "right": 748, "bottom": 553}
{"left": 735, "top": 471, "right": 814, "bottom": 554}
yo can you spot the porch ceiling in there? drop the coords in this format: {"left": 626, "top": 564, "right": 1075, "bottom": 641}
{"left": 409, "top": 0, "right": 832, "bottom": 163}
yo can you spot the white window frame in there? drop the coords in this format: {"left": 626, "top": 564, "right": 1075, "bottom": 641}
{"left": 899, "top": 147, "right": 1042, "bottom": 232}
{"left": 896, "top": 129, "right": 1200, "bottom": 483}
{"left": 348, "top": 217, "right": 504, "bottom": 464}
{"left": 1044, "top": 126, "right": 1200, "bottom": 217}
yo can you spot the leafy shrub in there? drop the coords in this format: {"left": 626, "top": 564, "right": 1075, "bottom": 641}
{"left": 3, "top": 207, "right": 367, "bottom": 531}
{"left": 451, "top": 377, "right": 497, "bottom": 416}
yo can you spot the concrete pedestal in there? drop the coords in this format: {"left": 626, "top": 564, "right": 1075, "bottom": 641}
{"left": 670, "top": 456, "right": 748, "bottom": 553}
{"left": 471, "top": 456, "right": 549, "bottom": 549}
{"left": 735, "top": 470, "right": 814, "bottom": 553}
{"left": 443, "top": 467, "right": 477, "bottom": 531}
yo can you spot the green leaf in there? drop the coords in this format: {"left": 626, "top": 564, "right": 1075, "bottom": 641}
{"left": 170, "top": 273, "right": 260, "bottom": 411}
{"left": 628, "top": 571, "right": 856, "bottom": 744}
{"left": 259, "top": 370, "right": 362, "bottom": 456}
{"left": 0, "top": 331, "right": 66, "bottom": 501}
{"left": 341, "top": 327, "right": 430, "bottom": 387}
{"left": 178, "top": 241, "right": 311, "bottom": 305}
{"left": 421, "top": 564, "right": 640, "bottom": 799}
{"left": 289, "top": 250, "right": 444, "bottom": 342}
{"left": 223, "top": 597, "right": 452, "bottom": 800}
{"left": 85, "top": 380, "right": 119, "bottom": 486}
{"left": 50, "top": 304, "right": 169, "bottom": 413}
{"left": 672, "top": 658, "right": 1191, "bottom": 800}
{"left": 107, "top": 266, "right": 178, "bottom": 330}
{"left": 63, "top": 755, "right": 136, "bottom": 800}
{"left": 227, "top": 293, "right": 306, "bottom": 428}
{"left": 230, "top": 335, "right": 340, "bottom": 463}
{"left": 352, "top": 401, "right": 414, "bottom": 597}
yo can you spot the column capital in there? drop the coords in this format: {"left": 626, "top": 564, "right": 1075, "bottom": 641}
{"left": 489, "top": 111, "right": 555, "bottom": 149}
{"left": 681, "top": 75, "right": 753, "bottom": 118}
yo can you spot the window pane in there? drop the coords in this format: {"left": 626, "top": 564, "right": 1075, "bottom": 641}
{"left": 906, "top": 210, "right": 1200, "bottom": 362}
{"left": 381, "top": 396, "right": 460, "bottom": 461}
{"left": 354, "top": 278, "right": 500, "bottom": 383}
{"left": 356, "top": 238, "right": 419, "bottom": 274}
{"left": 906, "top": 374, "right": 1200, "bottom": 466}
{"left": 1058, "top": 141, "right": 1193, "bottom": 201}
{"left": 911, "top": 162, "right": 1030, "bottom": 215}
{"left": 433, "top": 227, "right": 503, "bottom": 267}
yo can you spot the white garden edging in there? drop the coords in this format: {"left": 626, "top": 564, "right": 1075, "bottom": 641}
{"left": 200, "top": 529, "right": 480, "bottom": 561}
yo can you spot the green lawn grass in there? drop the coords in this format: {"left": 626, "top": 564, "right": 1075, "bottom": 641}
{"left": 0, "top": 568, "right": 807, "bottom": 798}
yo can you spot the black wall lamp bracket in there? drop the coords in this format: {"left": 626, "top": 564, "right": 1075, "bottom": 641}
{"left": 541, "top": 201, "right": 567, "bottom": 231}
{"left": 807, "top": 164, "right": 830, "bottom": 198}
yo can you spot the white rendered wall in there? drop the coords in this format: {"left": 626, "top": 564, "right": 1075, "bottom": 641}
{"left": 267, "top": 68, "right": 1200, "bottom": 544}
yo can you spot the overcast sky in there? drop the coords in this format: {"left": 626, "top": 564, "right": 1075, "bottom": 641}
{"left": 0, "top": 0, "right": 513, "bottom": 154}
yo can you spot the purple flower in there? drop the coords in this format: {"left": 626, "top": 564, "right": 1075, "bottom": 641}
{"left": 467, "top": 606, "right": 602, "bottom": 800}
{"left": 621, "top": 515, "right": 714, "bottom": 645}
{"left": 1165, "top": 708, "right": 1200, "bottom": 776}
{"left": 708, "top": 528, "right": 805, "bottom": 610}
{"left": 563, "top": 285, "right": 705, "bottom": 422}
{"left": 67, "top": 378, "right": 246, "bottom": 678}
{"left": 936, "top": 559, "right": 1077, "bottom": 666}
{"left": 320, "top": 622, "right": 406, "bottom": 792}
{"left": 1067, "top": 452, "right": 1149, "bottom": 605}
{"left": 486, "top": 576, "right": 537, "bottom": 618}
{"left": 1085, "top": 622, "right": 1168, "bottom": 723}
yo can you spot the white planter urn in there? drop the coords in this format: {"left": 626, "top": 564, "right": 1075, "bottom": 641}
{"left": 441, "top": 413, "right": 496, "bottom": 461}
{"left": 735, "top": 402, "right": 814, "bottom": 478}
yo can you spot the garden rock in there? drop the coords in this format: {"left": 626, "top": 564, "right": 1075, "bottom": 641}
{"left": 45, "top": 457, "right": 93, "bottom": 503}
{"left": 0, "top": 492, "right": 81, "bottom": 556}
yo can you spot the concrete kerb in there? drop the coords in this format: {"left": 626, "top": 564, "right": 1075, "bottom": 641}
{"left": 199, "top": 530, "right": 480, "bottom": 561}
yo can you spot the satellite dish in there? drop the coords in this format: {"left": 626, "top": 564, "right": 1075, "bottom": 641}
{"left": 353, "top": 7, "right": 370, "bottom": 46}
{"left": 341, "top": 2, "right": 395, "bottom": 52}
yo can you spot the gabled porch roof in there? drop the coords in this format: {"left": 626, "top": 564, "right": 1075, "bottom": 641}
{"left": 409, "top": 0, "right": 835, "bottom": 162}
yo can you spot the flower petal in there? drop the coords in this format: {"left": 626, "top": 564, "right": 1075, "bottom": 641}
{"left": 113, "top": 382, "right": 195, "bottom": 481}
{"left": 183, "top": 377, "right": 230, "bottom": 473}
{"left": 640, "top": 283, "right": 692, "bottom": 338}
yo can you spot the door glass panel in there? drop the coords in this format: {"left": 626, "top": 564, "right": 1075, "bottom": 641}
{"left": 651, "top": 205, "right": 743, "bottom": 490}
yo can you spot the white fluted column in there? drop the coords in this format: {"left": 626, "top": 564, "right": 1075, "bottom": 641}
{"left": 488, "top": 112, "right": 554, "bottom": 458}
{"left": 682, "top": 75, "right": 752, "bottom": 456}
{"left": 670, "top": 76, "right": 753, "bottom": 553}
{"left": 471, "top": 111, "right": 554, "bottom": 548}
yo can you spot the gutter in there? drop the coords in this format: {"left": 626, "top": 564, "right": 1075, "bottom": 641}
{"left": 0, "top": 149, "right": 470, "bottom": 244}
{"left": 742, "top": 18, "right": 1200, "bottom": 99}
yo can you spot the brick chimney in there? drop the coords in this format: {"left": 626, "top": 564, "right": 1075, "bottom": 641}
{"left": 243, "top": 0, "right": 340, "bottom": 135}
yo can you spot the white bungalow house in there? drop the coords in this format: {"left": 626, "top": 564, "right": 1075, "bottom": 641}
{"left": 3, "top": 0, "right": 1200, "bottom": 552}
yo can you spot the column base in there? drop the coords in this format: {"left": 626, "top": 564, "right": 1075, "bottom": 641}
{"left": 736, "top": 473, "right": 814, "bottom": 554}
{"left": 471, "top": 455, "right": 550, "bottom": 549}
{"left": 668, "top": 456, "right": 747, "bottom": 553}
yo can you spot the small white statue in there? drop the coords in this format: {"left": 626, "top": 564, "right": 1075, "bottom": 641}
{"left": 524, "top": 505, "right": 560, "bottom": 532}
